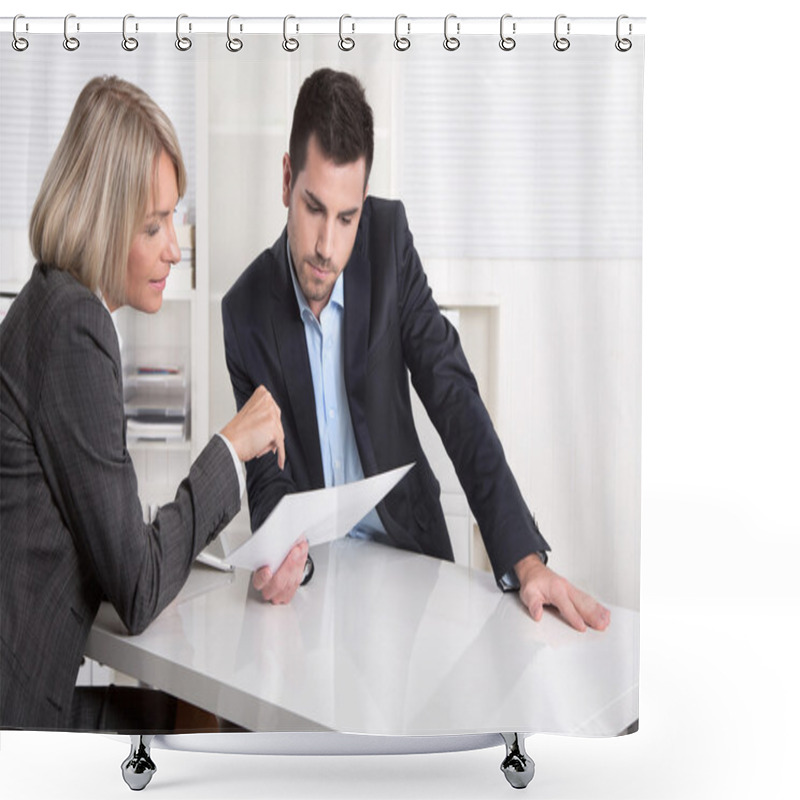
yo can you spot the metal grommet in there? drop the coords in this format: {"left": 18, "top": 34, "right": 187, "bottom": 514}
{"left": 443, "top": 13, "right": 460, "bottom": 51}
{"left": 176, "top": 13, "right": 192, "bottom": 51}
{"left": 122, "top": 14, "right": 138, "bottom": 51}
{"left": 338, "top": 14, "right": 355, "bottom": 51}
{"left": 63, "top": 14, "right": 80, "bottom": 51}
{"left": 282, "top": 15, "right": 299, "bottom": 52}
{"left": 553, "top": 14, "right": 570, "bottom": 52}
{"left": 226, "top": 15, "right": 242, "bottom": 52}
{"left": 394, "top": 14, "right": 410, "bottom": 51}
{"left": 12, "top": 14, "right": 29, "bottom": 52}
{"left": 615, "top": 14, "right": 632, "bottom": 52}
{"left": 499, "top": 13, "right": 515, "bottom": 51}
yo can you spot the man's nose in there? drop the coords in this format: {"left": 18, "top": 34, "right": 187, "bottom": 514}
{"left": 316, "top": 219, "right": 335, "bottom": 263}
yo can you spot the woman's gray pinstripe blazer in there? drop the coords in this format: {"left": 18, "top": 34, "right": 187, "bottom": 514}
{"left": 0, "top": 263, "right": 240, "bottom": 729}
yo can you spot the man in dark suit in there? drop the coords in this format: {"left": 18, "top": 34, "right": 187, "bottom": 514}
{"left": 222, "top": 69, "right": 609, "bottom": 632}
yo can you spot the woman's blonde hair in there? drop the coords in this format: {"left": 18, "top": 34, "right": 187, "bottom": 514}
{"left": 29, "top": 75, "right": 186, "bottom": 307}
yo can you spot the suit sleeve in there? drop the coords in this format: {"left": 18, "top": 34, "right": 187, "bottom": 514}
{"left": 36, "top": 298, "right": 240, "bottom": 635}
{"left": 392, "top": 202, "right": 550, "bottom": 580}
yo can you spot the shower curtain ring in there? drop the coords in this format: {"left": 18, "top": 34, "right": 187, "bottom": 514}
{"left": 615, "top": 15, "right": 632, "bottom": 51}
{"left": 499, "top": 14, "right": 516, "bottom": 51}
{"left": 553, "top": 14, "right": 570, "bottom": 51}
{"left": 443, "top": 14, "right": 460, "bottom": 51}
{"left": 226, "top": 15, "right": 243, "bottom": 52}
{"left": 176, "top": 14, "right": 192, "bottom": 51}
{"left": 122, "top": 14, "right": 138, "bottom": 51}
{"left": 339, "top": 14, "right": 355, "bottom": 51}
{"left": 283, "top": 15, "right": 299, "bottom": 52}
{"left": 394, "top": 15, "right": 411, "bottom": 51}
{"left": 63, "top": 14, "right": 80, "bottom": 51}
{"left": 12, "top": 14, "right": 29, "bottom": 51}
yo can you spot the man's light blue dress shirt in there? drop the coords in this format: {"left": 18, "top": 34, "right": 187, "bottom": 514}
{"left": 288, "top": 248, "right": 387, "bottom": 541}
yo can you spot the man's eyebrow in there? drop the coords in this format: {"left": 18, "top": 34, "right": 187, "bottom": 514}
{"left": 304, "top": 189, "right": 359, "bottom": 218}
{"left": 304, "top": 189, "right": 326, "bottom": 210}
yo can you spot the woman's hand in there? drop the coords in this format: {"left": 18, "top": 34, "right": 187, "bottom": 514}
{"left": 221, "top": 385, "right": 285, "bottom": 467}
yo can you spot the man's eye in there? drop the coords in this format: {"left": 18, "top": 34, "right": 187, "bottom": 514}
{"left": 307, "top": 204, "right": 322, "bottom": 215}
{"left": 340, "top": 217, "right": 353, "bottom": 226}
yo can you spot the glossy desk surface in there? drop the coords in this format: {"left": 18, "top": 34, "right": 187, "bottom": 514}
{"left": 86, "top": 539, "right": 638, "bottom": 736}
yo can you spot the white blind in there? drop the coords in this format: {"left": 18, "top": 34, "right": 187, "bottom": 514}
{"left": 0, "top": 34, "right": 195, "bottom": 283}
{"left": 397, "top": 35, "right": 644, "bottom": 260}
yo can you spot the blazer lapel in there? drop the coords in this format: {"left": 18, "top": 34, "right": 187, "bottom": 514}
{"left": 343, "top": 244, "right": 378, "bottom": 477}
{"left": 343, "top": 230, "right": 422, "bottom": 554}
{"left": 269, "top": 233, "right": 325, "bottom": 488}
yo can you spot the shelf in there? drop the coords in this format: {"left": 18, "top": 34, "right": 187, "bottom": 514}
{"left": 437, "top": 294, "right": 501, "bottom": 309}
{"left": 0, "top": 281, "right": 23, "bottom": 296}
{"left": 1, "top": 283, "right": 193, "bottom": 303}
{"left": 126, "top": 439, "right": 192, "bottom": 453}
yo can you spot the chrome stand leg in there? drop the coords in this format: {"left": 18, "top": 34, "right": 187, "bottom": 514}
{"left": 500, "top": 732, "right": 535, "bottom": 789}
{"left": 121, "top": 735, "right": 156, "bottom": 791}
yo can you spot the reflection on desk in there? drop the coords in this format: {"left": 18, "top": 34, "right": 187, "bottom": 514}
{"left": 86, "top": 538, "right": 638, "bottom": 736}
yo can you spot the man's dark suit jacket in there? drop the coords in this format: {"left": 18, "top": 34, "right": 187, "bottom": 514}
{"left": 0, "top": 264, "right": 241, "bottom": 729}
{"left": 222, "top": 197, "right": 548, "bottom": 583}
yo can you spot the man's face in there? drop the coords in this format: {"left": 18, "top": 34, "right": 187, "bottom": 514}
{"left": 283, "top": 134, "right": 367, "bottom": 319}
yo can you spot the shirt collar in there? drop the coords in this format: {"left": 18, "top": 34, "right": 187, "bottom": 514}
{"left": 286, "top": 237, "right": 344, "bottom": 321}
{"left": 96, "top": 289, "right": 124, "bottom": 352}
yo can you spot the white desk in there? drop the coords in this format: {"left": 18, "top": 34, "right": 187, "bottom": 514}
{"left": 86, "top": 538, "right": 638, "bottom": 737}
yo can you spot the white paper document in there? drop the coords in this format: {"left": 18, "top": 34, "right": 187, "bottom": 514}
{"left": 224, "top": 463, "right": 414, "bottom": 573}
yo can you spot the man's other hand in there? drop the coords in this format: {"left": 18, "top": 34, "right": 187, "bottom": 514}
{"left": 514, "top": 553, "right": 611, "bottom": 632}
{"left": 252, "top": 538, "right": 309, "bottom": 604}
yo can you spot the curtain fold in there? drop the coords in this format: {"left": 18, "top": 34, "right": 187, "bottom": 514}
{"left": 1, "top": 21, "right": 643, "bottom": 738}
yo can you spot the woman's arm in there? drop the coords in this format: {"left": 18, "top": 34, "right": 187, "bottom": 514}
{"left": 35, "top": 296, "right": 240, "bottom": 634}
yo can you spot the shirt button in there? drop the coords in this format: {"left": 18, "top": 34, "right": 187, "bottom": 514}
{"left": 329, "top": 409, "right": 335, "bottom": 419}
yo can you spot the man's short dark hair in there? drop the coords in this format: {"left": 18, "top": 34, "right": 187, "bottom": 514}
{"left": 289, "top": 68, "right": 374, "bottom": 187}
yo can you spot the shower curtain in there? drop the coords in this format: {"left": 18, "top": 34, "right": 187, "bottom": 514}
{"left": 0, "top": 10, "right": 644, "bottom": 789}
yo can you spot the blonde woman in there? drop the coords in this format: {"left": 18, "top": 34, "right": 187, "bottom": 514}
{"left": 0, "top": 76, "right": 293, "bottom": 730}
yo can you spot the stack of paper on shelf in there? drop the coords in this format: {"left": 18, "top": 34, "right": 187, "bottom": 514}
{"left": 124, "top": 366, "right": 189, "bottom": 442}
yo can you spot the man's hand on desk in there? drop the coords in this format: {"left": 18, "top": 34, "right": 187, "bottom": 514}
{"left": 514, "top": 554, "right": 611, "bottom": 632}
{"left": 252, "top": 538, "right": 309, "bottom": 604}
